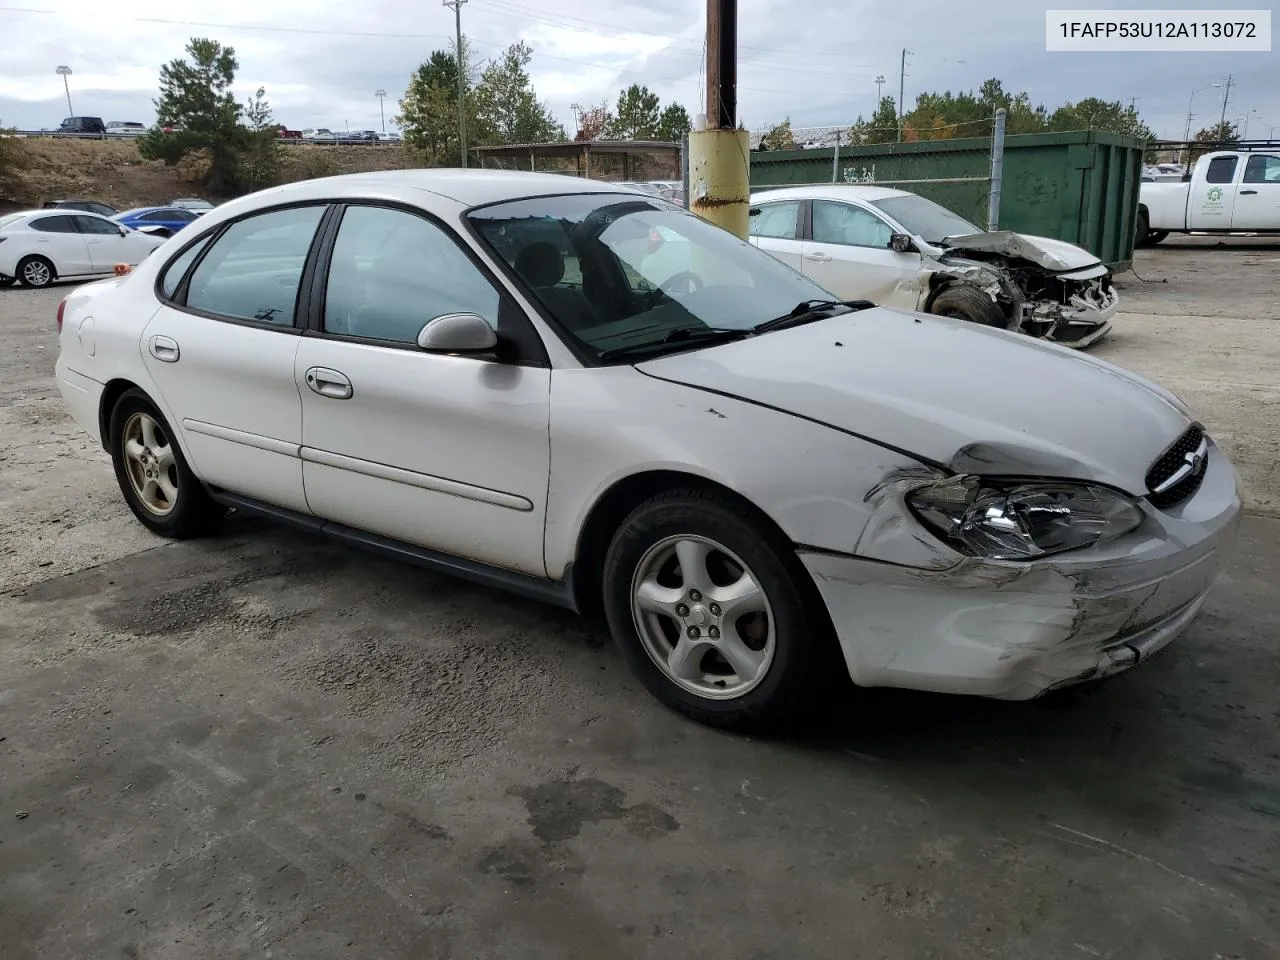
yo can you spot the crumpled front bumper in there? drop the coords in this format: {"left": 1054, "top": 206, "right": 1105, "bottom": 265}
{"left": 1039, "top": 278, "right": 1120, "bottom": 349}
{"left": 798, "top": 441, "right": 1241, "bottom": 700}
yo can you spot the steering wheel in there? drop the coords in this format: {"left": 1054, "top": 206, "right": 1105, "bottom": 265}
{"left": 659, "top": 271, "right": 703, "bottom": 296}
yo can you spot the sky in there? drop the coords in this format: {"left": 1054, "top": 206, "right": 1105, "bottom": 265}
{"left": 0, "top": 0, "right": 1276, "bottom": 140}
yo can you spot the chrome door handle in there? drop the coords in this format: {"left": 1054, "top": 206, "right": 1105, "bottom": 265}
{"left": 148, "top": 334, "right": 180, "bottom": 362}
{"left": 805, "top": 252, "right": 831, "bottom": 262}
{"left": 305, "top": 366, "right": 353, "bottom": 399}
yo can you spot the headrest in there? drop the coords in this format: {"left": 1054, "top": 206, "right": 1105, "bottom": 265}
{"left": 514, "top": 241, "right": 565, "bottom": 287}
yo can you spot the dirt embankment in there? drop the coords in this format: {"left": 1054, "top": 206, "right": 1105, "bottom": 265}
{"left": 0, "top": 137, "right": 418, "bottom": 213}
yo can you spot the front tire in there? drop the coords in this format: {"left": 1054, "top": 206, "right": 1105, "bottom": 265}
{"left": 929, "top": 283, "right": 1008, "bottom": 328}
{"left": 602, "top": 487, "right": 841, "bottom": 734}
{"left": 108, "top": 389, "right": 224, "bottom": 538}
{"left": 17, "top": 256, "right": 55, "bottom": 288}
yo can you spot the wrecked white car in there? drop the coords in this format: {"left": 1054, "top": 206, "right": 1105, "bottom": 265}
{"left": 748, "top": 185, "right": 1119, "bottom": 348}
{"left": 56, "top": 172, "right": 1236, "bottom": 736}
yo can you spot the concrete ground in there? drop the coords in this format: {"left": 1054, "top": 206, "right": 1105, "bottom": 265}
{"left": 2, "top": 238, "right": 1278, "bottom": 959}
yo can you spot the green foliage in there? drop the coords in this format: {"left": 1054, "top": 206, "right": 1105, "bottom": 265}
{"left": 847, "top": 97, "right": 900, "bottom": 145}
{"left": 606, "top": 84, "right": 661, "bottom": 139}
{"left": 238, "top": 87, "right": 282, "bottom": 193}
{"left": 758, "top": 119, "right": 795, "bottom": 151}
{"left": 137, "top": 38, "right": 281, "bottom": 195}
{"left": 1048, "top": 97, "right": 1155, "bottom": 141}
{"left": 396, "top": 40, "right": 485, "bottom": 165}
{"left": 474, "top": 41, "right": 564, "bottom": 144}
{"left": 655, "top": 103, "right": 692, "bottom": 142}
{"left": 1195, "top": 120, "right": 1239, "bottom": 144}
{"left": 868, "top": 78, "right": 1156, "bottom": 144}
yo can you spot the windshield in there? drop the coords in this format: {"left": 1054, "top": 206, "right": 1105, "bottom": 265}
{"left": 468, "top": 193, "right": 834, "bottom": 361}
{"left": 870, "top": 194, "right": 981, "bottom": 244}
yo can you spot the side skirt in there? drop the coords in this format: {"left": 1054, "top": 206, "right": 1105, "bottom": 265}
{"left": 207, "top": 487, "right": 579, "bottom": 612}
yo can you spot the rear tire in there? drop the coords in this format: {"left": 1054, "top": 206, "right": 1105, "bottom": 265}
{"left": 17, "top": 256, "right": 55, "bottom": 288}
{"left": 1146, "top": 230, "right": 1168, "bottom": 245}
{"left": 108, "top": 388, "right": 225, "bottom": 538}
{"left": 929, "top": 283, "right": 1008, "bottom": 328}
{"left": 602, "top": 487, "right": 842, "bottom": 734}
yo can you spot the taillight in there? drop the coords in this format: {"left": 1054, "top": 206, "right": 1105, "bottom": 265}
{"left": 56, "top": 298, "right": 67, "bottom": 334}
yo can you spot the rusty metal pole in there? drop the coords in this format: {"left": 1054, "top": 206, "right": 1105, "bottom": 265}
{"left": 688, "top": 0, "right": 749, "bottom": 237}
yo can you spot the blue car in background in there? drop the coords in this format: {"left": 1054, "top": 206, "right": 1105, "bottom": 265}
{"left": 111, "top": 206, "right": 200, "bottom": 238}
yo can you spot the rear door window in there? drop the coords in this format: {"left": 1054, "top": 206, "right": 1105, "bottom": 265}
{"left": 1205, "top": 156, "right": 1239, "bottom": 184}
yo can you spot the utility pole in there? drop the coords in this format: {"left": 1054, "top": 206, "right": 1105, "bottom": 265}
{"left": 375, "top": 89, "right": 387, "bottom": 132}
{"left": 443, "top": 0, "right": 468, "bottom": 166}
{"left": 897, "top": 48, "right": 912, "bottom": 142}
{"left": 1220, "top": 74, "right": 1234, "bottom": 125}
{"left": 688, "top": 0, "right": 748, "bottom": 237}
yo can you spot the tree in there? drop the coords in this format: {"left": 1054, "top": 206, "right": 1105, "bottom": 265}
{"left": 238, "top": 87, "right": 281, "bottom": 192}
{"left": 1048, "top": 97, "right": 1155, "bottom": 140}
{"left": 606, "top": 84, "right": 661, "bottom": 139}
{"left": 655, "top": 102, "right": 692, "bottom": 142}
{"left": 1195, "top": 120, "right": 1239, "bottom": 144}
{"left": 847, "top": 97, "right": 899, "bottom": 145}
{"left": 573, "top": 101, "right": 612, "bottom": 141}
{"left": 474, "top": 42, "right": 564, "bottom": 144}
{"left": 396, "top": 41, "right": 482, "bottom": 165}
{"left": 758, "top": 118, "right": 795, "bottom": 151}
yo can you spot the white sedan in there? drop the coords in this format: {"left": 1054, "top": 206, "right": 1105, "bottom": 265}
{"left": 748, "top": 185, "right": 1120, "bottom": 348}
{"left": 53, "top": 171, "right": 1240, "bottom": 733}
{"left": 0, "top": 209, "right": 165, "bottom": 288}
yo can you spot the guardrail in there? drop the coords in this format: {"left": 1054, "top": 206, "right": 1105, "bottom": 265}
{"left": 5, "top": 131, "right": 402, "bottom": 146}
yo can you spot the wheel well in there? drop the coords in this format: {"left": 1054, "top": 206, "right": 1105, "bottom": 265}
{"left": 569, "top": 469, "right": 803, "bottom": 623}
{"left": 97, "top": 378, "right": 140, "bottom": 450}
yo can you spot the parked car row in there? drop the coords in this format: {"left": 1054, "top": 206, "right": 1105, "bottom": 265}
{"left": 44, "top": 169, "right": 1240, "bottom": 734}
{"left": 40, "top": 116, "right": 400, "bottom": 144}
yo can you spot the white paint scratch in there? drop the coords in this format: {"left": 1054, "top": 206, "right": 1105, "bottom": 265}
{"left": 1048, "top": 822, "right": 1210, "bottom": 890}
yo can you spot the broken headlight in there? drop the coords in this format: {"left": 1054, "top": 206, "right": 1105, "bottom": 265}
{"left": 906, "top": 478, "right": 1143, "bottom": 561}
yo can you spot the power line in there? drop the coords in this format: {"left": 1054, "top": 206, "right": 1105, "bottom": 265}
{"left": 0, "top": 4, "right": 816, "bottom": 97}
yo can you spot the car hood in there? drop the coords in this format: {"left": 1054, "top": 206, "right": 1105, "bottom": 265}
{"left": 939, "top": 231, "right": 1102, "bottom": 272}
{"left": 636, "top": 308, "right": 1190, "bottom": 494}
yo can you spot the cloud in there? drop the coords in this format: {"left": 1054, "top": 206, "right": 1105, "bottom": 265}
{"left": 0, "top": 0, "right": 1275, "bottom": 140}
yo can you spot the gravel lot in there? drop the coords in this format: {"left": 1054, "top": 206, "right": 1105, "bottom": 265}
{"left": 2, "top": 240, "right": 1278, "bottom": 959}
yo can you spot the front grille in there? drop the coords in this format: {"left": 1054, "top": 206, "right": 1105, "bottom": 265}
{"left": 1145, "top": 423, "right": 1208, "bottom": 509}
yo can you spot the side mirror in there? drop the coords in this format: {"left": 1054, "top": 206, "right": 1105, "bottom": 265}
{"left": 416, "top": 313, "right": 498, "bottom": 354}
{"left": 889, "top": 233, "right": 914, "bottom": 253}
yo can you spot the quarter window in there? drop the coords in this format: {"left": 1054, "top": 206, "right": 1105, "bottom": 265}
{"left": 184, "top": 205, "right": 324, "bottom": 326}
{"left": 323, "top": 205, "right": 500, "bottom": 343}
{"left": 30, "top": 215, "right": 79, "bottom": 234}
{"left": 748, "top": 201, "right": 802, "bottom": 240}
{"left": 811, "top": 201, "right": 894, "bottom": 247}
{"left": 1243, "top": 155, "right": 1280, "bottom": 184}
{"left": 159, "top": 234, "right": 214, "bottom": 300}
{"left": 1205, "top": 156, "right": 1238, "bottom": 184}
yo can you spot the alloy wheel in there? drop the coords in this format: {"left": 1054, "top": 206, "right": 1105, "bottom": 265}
{"left": 121, "top": 412, "right": 179, "bottom": 516}
{"left": 629, "top": 534, "right": 776, "bottom": 700}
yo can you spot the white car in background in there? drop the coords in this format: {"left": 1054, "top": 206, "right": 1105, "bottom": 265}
{"left": 52, "top": 171, "right": 1239, "bottom": 733}
{"left": 749, "top": 185, "right": 1120, "bottom": 348}
{"left": 0, "top": 210, "right": 165, "bottom": 288}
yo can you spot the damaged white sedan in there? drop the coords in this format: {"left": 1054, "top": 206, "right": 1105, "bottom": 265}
{"left": 749, "top": 184, "right": 1120, "bottom": 347}
{"left": 54, "top": 171, "right": 1237, "bottom": 735}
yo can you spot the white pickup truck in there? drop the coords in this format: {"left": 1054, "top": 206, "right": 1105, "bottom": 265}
{"left": 1138, "top": 149, "right": 1280, "bottom": 245}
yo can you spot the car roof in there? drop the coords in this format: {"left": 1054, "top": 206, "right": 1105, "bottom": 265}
{"left": 749, "top": 184, "right": 913, "bottom": 203}
{"left": 213, "top": 169, "right": 643, "bottom": 212}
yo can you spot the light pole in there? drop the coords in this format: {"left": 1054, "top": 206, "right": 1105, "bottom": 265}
{"left": 1181, "top": 81, "right": 1223, "bottom": 159}
{"left": 56, "top": 65, "right": 73, "bottom": 118}
{"left": 874, "top": 74, "right": 885, "bottom": 106}
{"left": 442, "top": 0, "right": 468, "bottom": 167}
{"left": 375, "top": 89, "right": 387, "bottom": 132}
